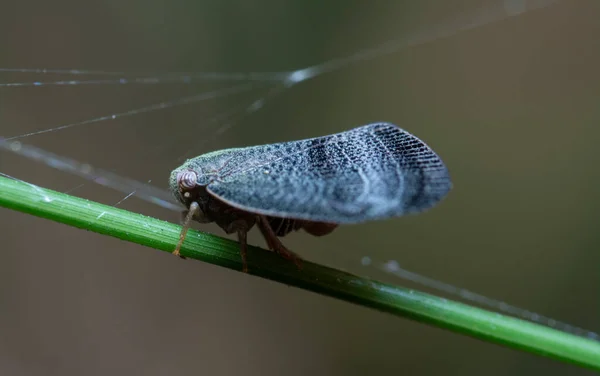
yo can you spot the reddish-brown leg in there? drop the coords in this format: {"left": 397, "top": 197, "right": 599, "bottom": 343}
{"left": 259, "top": 222, "right": 278, "bottom": 250}
{"left": 237, "top": 229, "right": 249, "bottom": 273}
{"left": 223, "top": 219, "right": 252, "bottom": 273}
{"left": 173, "top": 201, "right": 200, "bottom": 259}
{"left": 256, "top": 215, "right": 303, "bottom": 269}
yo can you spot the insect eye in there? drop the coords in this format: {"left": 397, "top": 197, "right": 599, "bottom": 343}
{"left": 177, "top": 170, "right": 198, "bottom": 191}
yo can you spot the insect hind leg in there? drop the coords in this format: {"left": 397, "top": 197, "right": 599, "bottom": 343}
{"left": 257, "top": 215, "right": 303, "bottom": 269}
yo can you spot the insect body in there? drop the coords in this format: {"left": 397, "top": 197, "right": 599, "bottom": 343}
{"left": 169, "top": 122, "right": 451, "bottom": 272}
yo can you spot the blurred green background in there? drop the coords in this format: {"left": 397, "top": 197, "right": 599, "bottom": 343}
{"left": 1, "top": 1, "right": 599, "bottom": 375}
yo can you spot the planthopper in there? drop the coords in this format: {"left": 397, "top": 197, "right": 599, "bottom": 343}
{"left": 169, "top": 122, "right": 452, "bottom": 272}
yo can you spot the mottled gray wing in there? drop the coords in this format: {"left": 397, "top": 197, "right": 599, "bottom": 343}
{"left": 207, "top": 123, "right": 451, "bottom": 224}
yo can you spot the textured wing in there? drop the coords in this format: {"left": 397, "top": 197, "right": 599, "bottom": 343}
{"left": 207, "top": 123, "right": 451, "bottom": 224}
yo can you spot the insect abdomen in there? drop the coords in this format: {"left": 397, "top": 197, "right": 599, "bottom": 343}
{"left": 267, "top": 216, "right": 338, "bottom": 237}
{"left": 267, "top": 217, "right": 303, "bottom": 236}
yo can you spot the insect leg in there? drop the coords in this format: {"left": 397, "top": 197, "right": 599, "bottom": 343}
{"left": 181, "top": 203, "right": 211, "bottom": 224}
{"left": 237, "top": 229, "right": 249, "bottom": 273}
{"left": 256, "top": 215, "right": 303, "bottom": 269}
{"left": 259, "top": 222, "right": 278, "bottom": 250}
{"left": 173, "top": 201, "right": 200, "bottom": 258}
{"left": 221, "top": 219, "right": 253, "bottom": 273}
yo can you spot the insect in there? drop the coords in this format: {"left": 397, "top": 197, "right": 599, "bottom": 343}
{"left": 169, "top": 122, "right": 451, "bottom": 272}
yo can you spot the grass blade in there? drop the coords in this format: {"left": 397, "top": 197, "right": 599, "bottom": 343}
{"left": 0, "top": 175, "right": 599, "bottom": 371}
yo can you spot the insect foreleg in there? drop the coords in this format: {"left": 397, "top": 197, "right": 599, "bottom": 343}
{"left": 180, "top": 204, "right": 211, "bottom": 224}
{"left": 173, "top": 201, "right": 201, "bottom": 258}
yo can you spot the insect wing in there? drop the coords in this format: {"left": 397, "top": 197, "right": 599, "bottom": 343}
{"left": 207, "top": 123, "right": 451, "bottom": 224}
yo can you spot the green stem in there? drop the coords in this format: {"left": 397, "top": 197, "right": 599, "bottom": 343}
{"left": 1, "top": 175, "right": 599, "bottom": 370}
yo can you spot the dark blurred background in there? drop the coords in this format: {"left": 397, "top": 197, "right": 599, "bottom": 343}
{"left": 1, "top": 1, "right": 599, "bottom": 375}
